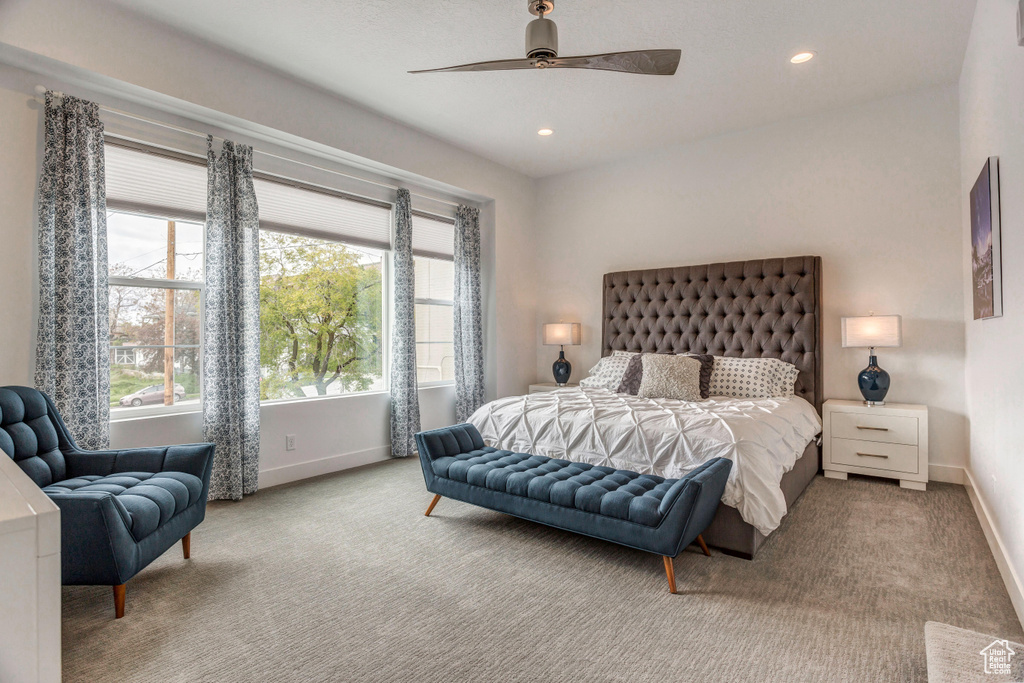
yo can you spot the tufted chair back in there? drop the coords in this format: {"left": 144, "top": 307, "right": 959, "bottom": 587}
{"left": 0, "top": 386, "right": 74, "bottom": 488}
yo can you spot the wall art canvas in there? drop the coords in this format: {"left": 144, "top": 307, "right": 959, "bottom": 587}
{"left": 971, "top": 156, "right": 1002, "bottom": 320}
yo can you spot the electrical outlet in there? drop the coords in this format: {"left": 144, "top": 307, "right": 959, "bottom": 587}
{"left": 285, "top": 434, "right": 296, "bottom": 451}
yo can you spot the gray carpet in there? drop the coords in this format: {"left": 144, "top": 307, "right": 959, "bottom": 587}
{"left": 62, "top": 459, "right": 1023, "bottom": 683}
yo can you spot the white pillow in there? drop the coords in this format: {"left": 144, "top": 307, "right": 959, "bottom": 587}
{"left": 708, "top": 357, "right": 800, "bottom": 399}
{"left": 579, "top": 351, "right": 636, "bottom": 391}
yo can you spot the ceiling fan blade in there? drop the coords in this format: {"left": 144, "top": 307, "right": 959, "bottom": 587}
{"left": 548, "top": 49, "right": 681, "bottom": 75}
{"left": 409, "top": 58, "right": 540, "bottom": 74}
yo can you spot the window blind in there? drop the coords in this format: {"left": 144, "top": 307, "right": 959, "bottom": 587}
{"left": 104, "top": 142, "right": 207, "bottom": 223}
{"left": 254, "top": 176, "right": 392, "bottom": 251}
{"left": 412, "top": 211, "right": 455, "bottom": 260}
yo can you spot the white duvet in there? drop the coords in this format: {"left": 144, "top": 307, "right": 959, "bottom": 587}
{"left": 467, "top": 388, "right": 822, "bottom": 535}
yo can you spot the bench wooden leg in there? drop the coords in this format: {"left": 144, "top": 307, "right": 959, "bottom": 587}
{"left": 662, "top": 556, "right": 677, "bottom": 594}
{"left": 424, "top": 494, "right": 442, "bottom": 517}
{"left": 113, "top": 584, "right": 126, "bottom": 619}
{"left": 182, "top": 532, "right": 191, "bottom": 559}
{"left": 696, "top": 534, "right": 710, "bottom": 557}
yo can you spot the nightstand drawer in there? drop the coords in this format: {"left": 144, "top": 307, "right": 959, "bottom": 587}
{"left": 830, "top": 412, "right": 918, "bottom": 445}
{"left": 830, "top": 438, "right": 919, "bottom": 474}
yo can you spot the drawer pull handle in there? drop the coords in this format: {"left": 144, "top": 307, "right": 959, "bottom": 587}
{"left": 856, "top": 452, "right": 889, "bottom": 459}
{"left": 856, "top": 426, "right": 889, "bottom": 431}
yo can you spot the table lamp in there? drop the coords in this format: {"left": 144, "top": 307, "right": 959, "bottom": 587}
{"left": 543, "top": 322, "right": 581, "bottom": 385}
{"left": 841, "top": 314, "right": 902, "bottom": 406}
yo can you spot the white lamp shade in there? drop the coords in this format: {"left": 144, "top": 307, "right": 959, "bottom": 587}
{"left": 841, "top": 315, "right": 902, "bottom": 348}
{"left": 543, "top": 323, "right": 581, "bottom": 346}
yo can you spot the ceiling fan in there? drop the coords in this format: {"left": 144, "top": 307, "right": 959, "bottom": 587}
{"left": 409, "top": 0, "right": 681, "bottom": 76}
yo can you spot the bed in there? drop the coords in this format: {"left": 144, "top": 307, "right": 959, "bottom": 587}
{"left": 471, "top": 256, "right": 823, "bottom": 559}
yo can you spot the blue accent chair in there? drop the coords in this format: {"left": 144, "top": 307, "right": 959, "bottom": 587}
{"left": 416, "top": 423, "right": 732, "bottom": 593}
{"left": 0, "top": 386, "right": 215, "bottom": 618}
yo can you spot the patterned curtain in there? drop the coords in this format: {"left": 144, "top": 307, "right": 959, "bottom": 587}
{"left": 389, "top": 189, "right": 420, "bottom": 457}
{"left": 203, "top": 136, "right": 261, "bottom": 500}
{"left": 453, "top": 205, "right": 485, "bottom": 422}
{"left": 34, "top": 91, "right": 110, "bottom": 450}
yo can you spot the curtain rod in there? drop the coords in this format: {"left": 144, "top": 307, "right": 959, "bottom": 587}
{"left": 35, "top": 86, "right": 463, "bottom": 210}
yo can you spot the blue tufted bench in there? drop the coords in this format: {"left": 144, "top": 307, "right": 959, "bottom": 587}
{"left": 0, "top": 386, "right": 215, "bottom": 618}
{"left": 416, "top": 423, "right": 732, "bottom": 593}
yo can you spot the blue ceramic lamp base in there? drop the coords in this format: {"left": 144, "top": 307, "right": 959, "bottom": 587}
{"left": 552, "top": 347, "right": 572, "bottom": 386}
{"left": 858, "top": 349, "right": 890, "bottom": 406}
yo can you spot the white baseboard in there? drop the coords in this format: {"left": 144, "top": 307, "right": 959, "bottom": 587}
{"left": 928, "top": 463, "right": 966, "bottom": 485}
{"left": 964, "top": 467, "right": 1024, "bottom": 629}
{"left": 258, "top": 446, "right": 392, "bottom": 489}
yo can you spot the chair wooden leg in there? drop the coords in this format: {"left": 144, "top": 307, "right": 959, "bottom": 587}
{"left": 662, "top": 556, "right": 677, "bottom": 594}
{"left": 424, "top": 494, "right": 442, "bottom": 517}
{"left": 696, "top": 534, "right": 711, "bottom": 557}
{"left": 113, "top": 584, "right": 126, "bottom": 619}
{"left": 182, "top": 532, "right": 191, "bottom": 559}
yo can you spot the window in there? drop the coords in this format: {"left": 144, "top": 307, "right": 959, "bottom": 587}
{"left": 414, "top": 257, "right": 454, "bottom": 383}
{"left": 412, "top": 213, "right": 456, "bottom": 384}
{"left": 104, "top": 139, "right": 463, "bottom": 410}
{"left": 108, "top": 213, "right": 204, "bottom": 413}
{"left": 256, "top": 177, "right": 388, "bottom": 401}
{"left": 105, "top": 141, "right": 207, "bottom": 416}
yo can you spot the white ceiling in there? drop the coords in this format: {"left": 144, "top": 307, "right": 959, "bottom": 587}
{"left": 105, "top": 0, "right": 976, "bottom": 178}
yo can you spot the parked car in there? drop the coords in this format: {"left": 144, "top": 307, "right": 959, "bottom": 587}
{"left": 119, "top": 384, "right": 186, "bottom": 407}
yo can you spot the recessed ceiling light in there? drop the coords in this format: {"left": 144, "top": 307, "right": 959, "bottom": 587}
{"left": 790, "top": 51, "right": 816, "bottom": 64}
{"left": 538, "top": 128, "right": 553, "bottom": 136}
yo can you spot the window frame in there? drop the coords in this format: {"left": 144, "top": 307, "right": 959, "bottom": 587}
{"left": 413, "top": 255, "right": 456, "bottom": 388}
{"left": 104, "top": 136, "right": 209, "bottom": 421}
{"left": 108, "top": 267, "right": 206, "bottom": 421}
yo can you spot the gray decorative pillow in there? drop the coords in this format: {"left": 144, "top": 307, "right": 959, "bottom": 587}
{"left": 637, "top": 354, "right": 703, "bottom": 401}
{"left": 616, "top": 354, "right": 644, "bottom": 394}
{"left": 708, "top": 357, "right": 800, "bottom": 399}
{"left": 683, "top": 353, "right": 715, "bottom": 398}
{"left": 617, "top": 352, "right": 714, "bottom": 398}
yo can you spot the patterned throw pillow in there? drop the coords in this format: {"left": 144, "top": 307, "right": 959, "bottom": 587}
{"left": 707, "top": 357, "right": 800, "bottom": 399}
{"left": 617, "top": 353, "right": 715, "bottom": 398}
{"left": 579, "top": 351, "right": 637, "bottom": 391}
{"left": 637, "top": 354, "right": 703, "bottom": 401}
{"left": 616, "top": 354, "right": 645, "bottom": 394}
{"left": 683, "top": 353, "right": 715, "bottom": 398}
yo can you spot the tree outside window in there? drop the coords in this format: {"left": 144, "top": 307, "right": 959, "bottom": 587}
{"left": 258, "top": 232, "right": 384, "bottom": 400}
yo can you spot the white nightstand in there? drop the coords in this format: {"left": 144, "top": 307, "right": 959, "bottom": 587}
{"left": 529, "top": 382, "right": 579, "bottom": 394}
{"left": 823, "top": 399, "right": 929, "bottom": 490}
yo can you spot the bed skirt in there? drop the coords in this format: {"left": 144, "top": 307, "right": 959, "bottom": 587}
{"left": 702, "top": 440, "right": 820, "bottom": 559}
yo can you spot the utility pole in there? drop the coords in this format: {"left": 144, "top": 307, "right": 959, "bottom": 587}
{"left": 164, "top": 221, "right": 176, "bottom": 406}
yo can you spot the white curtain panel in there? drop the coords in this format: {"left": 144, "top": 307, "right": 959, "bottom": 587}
{"left": 34, "top": 91, "right": 110, "bottom": 450}
{"left": 203, "top": 136, "right": 261, "bottom": 500}
{"left": 389, "top": 189, "right": 421, "bottom": 457}
{"left": 453, "top": 205, "right": 484, "bottom": 422}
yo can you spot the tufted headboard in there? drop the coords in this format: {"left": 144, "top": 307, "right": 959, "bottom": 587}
{"left": 602, "top": 256, "right": 823, "bottom": 414}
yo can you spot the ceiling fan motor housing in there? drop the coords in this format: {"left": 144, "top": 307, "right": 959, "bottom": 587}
{"left": 526, "top": 16, "right": 558, "bottom": 59}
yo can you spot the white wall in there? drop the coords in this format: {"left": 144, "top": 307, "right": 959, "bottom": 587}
{"left": 0, "top": 74, "right": 42, "bottom": 379}
{"left": 0, "top": 0, "right": 538, "bottom": 485}
{"left": 959, "top": 0, "right": 1024, "bottom": 622}
{"left": 533, "top": 86, "right": 967, "bottom": 472}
